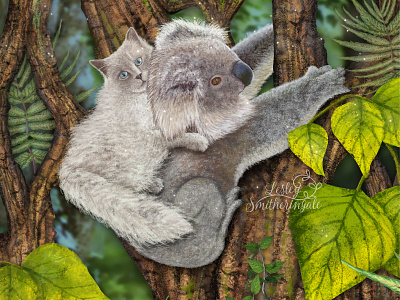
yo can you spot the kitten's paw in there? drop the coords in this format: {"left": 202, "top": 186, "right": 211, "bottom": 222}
{"left": 148, "top": 178, "right": 164, "bottom": 194}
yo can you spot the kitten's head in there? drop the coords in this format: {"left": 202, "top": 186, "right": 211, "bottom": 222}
{"left": 148, "top": 20, "right": 254, "bottom": 142}
{"left": 90, "top": 28, "right": 153, "bottom": 94}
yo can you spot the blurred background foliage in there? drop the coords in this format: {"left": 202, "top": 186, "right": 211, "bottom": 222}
{"left": 0, "top": 0, "right": 397, "bottom": 298}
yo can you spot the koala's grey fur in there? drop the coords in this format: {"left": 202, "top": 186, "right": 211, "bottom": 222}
{"left": 59, "top": 28, "right": 209, "bottom": 247}
{"left": 148, "top": 20, "right": 255, "bottom": 143}
{"left": 125, "top": 21, "right": 349, "bottom": 268}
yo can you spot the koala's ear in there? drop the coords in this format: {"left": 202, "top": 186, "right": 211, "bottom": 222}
{"left": 90, "top": 59, "right": 108, "bottom": 77}
{"left": 125, "top": 27, "right": 141, "bottom": 43}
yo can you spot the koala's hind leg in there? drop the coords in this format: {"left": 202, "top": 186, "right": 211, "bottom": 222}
{"left": 59, "top": 167, "right": 193, "bottom": 246}
{"left": 132, "top": 177, "right": 241, "bottom": 268}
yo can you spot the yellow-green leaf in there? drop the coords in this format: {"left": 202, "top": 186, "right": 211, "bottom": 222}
{"left": 21, "top": 243, "right": 109, "bottom": 299}
{"left": 288, "top": 124, "right": 328, "bottom": 176}
{"left": 372, "top": 186, "right": 400, "bottom": 277}
{"left": 250, "top": 275, "right": 261, "bottom": 294}
{"left": 290, "top": 184, "right": 396, "bottom": 300}
{"left": 246, "top": 259, "right": 263, "bottom": 273}
{"left": 371, "top": 77, "right": 400, "bottom": 147}
{"left": 332, "top": 98, "right": 384, "bottom": 175}
{"left": 0, "top": 264, "right": 39, "bottom": 300}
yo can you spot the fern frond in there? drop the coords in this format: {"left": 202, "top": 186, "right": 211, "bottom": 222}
{"left": 26, "top": 101, "right": 47, "bottom": 115}
{"left": 65, "top": 70, "right": 81, "bottom": 87}
{"left": 59, "top": 51, "right": 70, "bottom": 72}
{"left": 355, "top": 63, "right": 399, "bottom": 78}
{"left": 385, "top": 0, "right": 397, "bottom": 23}
{"left": 21, "top": 80, "right": 35, "bottom": 98}
{"left": 14, "top": 153, "right": 33, "bottom": 170}
{"left": 342, "top": 25, "right": 390, "bottom": 46}
{"left": 60, "top": 50, "right": 80, "bottom": 80}
{"left": 334, "top": 39, "right": 395, "bottom": 52}
{"left": 340, "top": 51, "right": 393, "bottom": 62}
{"left": 8, "top": 117, "right": 27, "bottom": 126}
{"left": 22, "top": 94, "right": 40, "bottom": 104}
{"left": 8, "top": 107, "right": 26, "bottom": 117}
{"left": 75, "top": 85, "right": 99, "bottom": 103}
{"left": 370, "top": 0, "right": 383, "bottom": 19}
{"left": 347, "top": 58, "right": 393, "bottom": 73}
{"left": 353, "top": 72, "right": 395, "bottom": 88}
{"left": 363, "top": 0, "right": 383, "bottom": 22}
{"left": 382, "top": 0, "right": 389, "bottom": 16}
{"left": 30, "top": 140, "right": 52, "bottom": 150}
{"left": 13, "top": 140, "right": 33, "bottom": 154}
{"left": 387, "top": 11, "right": 399, "bottom": 31}
{"left": 27, "top": 111, "right": 53, "bottom": 122}
{"left": 339, "top": 8, "right": 373, "bottom": 33}
{"left": 11, "top": 133, "right": 29, "bottom": 147}
{"left": 351, "top": 0, "right": 386, "bottom": 31}
{"left": 32, "top": 149, "right": 47, "bottom": 164}
{"left": 29, "top": 132, "right": 54, "bottom": 141}
{"left": 52, "top": 20, "right": 63, "bottom": 48}
{"left": 28, "top": 120, "right": 56, "bottom": 131}
{"left": 391, "top": 34, "right": 400, "bottom": 45}
{"left": 9, "top": 124, "right": 27, "bottom": 135}
{"left": 16, "top": 56, "right": 27, "bottom": 80}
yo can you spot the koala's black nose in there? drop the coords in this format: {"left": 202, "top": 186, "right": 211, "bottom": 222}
{"left": 135, "top": 73, "right": 142, "bottom": 80}
{"left": 233, "top": 61, "right": 253, "bottom": 86}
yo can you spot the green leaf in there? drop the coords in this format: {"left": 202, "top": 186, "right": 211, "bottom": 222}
{"left": 27, "top": 110, "right": 53, "bottom": 122}
{"left": 342, "top": 25, "right": 390, "bottom": 46}
{"left": 26, "top": 100, "right": 46, "bottom": 115}
{"left": 250, "top": 275, "right": 261, "bottom": 294}
{"left": 288, "top": 124, "right": 328, "bottom": 176}
{"left": 355, "top": 63, "right": 399, "bottom": 78}
{"left": 29, "top": 132, "right": 54, "bottom": 141}
{"left": 8, "top": 117, "right": 27, "bottom": 126}
{"left": 14, "top": 152, "right": 33, "bottom": 169}
{"left": 65, "top": 70, "right": 81, "bottom": 87}
{"left": 12, "top": 140, "right": 32, "bottom": 154}
{"left": 384, "top": 0, "right": 397, "bottom": 23}
{"left": 331, "top": 98, "right": 384, "bottom": 175}
{"left": 264, "top": 261, "right": 285, "bottom": 274}
{"left": 388, "top": 11, "right": 399, "bottom": 32}
{"left": 21, "top": 243, "right": 109, "bottom": 299}
{"left": 61, "top": 50, "right": 80, "bottom": 80}
{"left": 353, "top": 72, "right": 396, "bottom": 88}
{"left": 371, "top": 77, "right": 400, "bottom": 147}
{"left": 363, "top": 0, "right": 383, "bottom": 21}
{"left": 8, "top": 96, "right": 22, "bottom": 105}
{"left": 9, "top": 124, "right": 27, "bottom": 135}
{"left": 225, "top": 297, "right": 234, "bottom": 300}
{"left": 351, "top": 0, "right": 386, "bottom": 31}
{"left": 18, "top": 62, "right": 32, "bottom": 88}
{"left": 242, "top": 297, "right": 253, "bottom": 300}
{"left": 340, "top": 51, "right": 392, "bottom": 62}
{"left": 32, "top": 149, "right": 48, "bottom": 164}
{"left": 52, "top": 20, "right": 63, "bottom": 48}
{"left": 15, "top": 55, "right": 27, "bottom": 80}
{"left": 8, "top": 106, "right": 26, "bottom": 117}
{"left": 290, "top": 184, "right": 396, "bottom": 300}
{"left": 334, "top": 39, "right": 396, "bottom": 53}
{"left": 75, "top": 85, "right": 98, "bottom": 103}
{"left": 259, "top": 236, "right": 273, "bottom": 250}
{"left": 264, "top": 274, "right": 284, "bottom": 283}
{"left": 11, "top": 133, "right": 29, "bottom": 147}
{"left": 342, "top": 260, "right": 400, "bottom": 293}
{"left": 28, "top": 120, "right": 56, "bottom": 131}
{"left": 0, "top": 264, "right": 39, "bottom": 299}
{"left": 248, "top": 269, "right": 257, "bottom": 277}
{"left": 59, "top": 51, "right": 70, "bottom": 72}
{"left": 246, "top": 259, "right": 264, "bottom": 273}
{"left": 372, "top": 186, "right": 400, "bottom": 277}
{"left": 30, "top": 140, "right": 51, "bottom": 150}
{"left": 22, "top": 79, "right": 36, "bottom": 98}
{"left": 244, "top": 243, "right": 259, "bottom": 253}
{"left": 23, "top": 94, "right": 40, "bottom": 104}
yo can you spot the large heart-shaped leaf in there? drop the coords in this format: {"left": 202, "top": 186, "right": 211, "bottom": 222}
{"left": 0, "top": 243, "right": 109, "bottom": 299}
{"left": 372, "top": 186, "right": 400, "bottom": 277}
{"left": 371, "top": 77, "right": 400, "bottom": 147}
{"left": 290, "top": 184, "right": 396, "bottom": 300}
{"left": 332, "top": 98, "right": 384, "bottom": 175}
{"left": 288, "top": 123, "right": 328, "bottom": 176}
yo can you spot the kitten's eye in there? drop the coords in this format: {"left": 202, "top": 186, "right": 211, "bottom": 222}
{"left": 119, "top": 71, "right": 129, "bottom": 79}
{"left": 211, "top": 76, "right": 222, "bottom": 86}
{"left": 135, "top": 57, "right": 143, "bottom": 66}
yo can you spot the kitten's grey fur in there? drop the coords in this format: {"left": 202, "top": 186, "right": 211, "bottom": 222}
{"left": 124, "top": 20, "right": 349, "bottom": 268}
{"left": 59, "top": 28, "right": 208, "bottom": 247}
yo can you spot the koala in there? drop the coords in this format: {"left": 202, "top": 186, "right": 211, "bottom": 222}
{"left": 148, "top": 20, "right": 255, "bottom": 143}
{"left": 122, "top": 20, "right": 350, "bottom": 268}
{"left": 59, "top": 27, "right": 209, "bottom": 247}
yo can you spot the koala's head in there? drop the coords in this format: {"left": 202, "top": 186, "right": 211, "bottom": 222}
{"left": 90, "top": 28, "right": 153, "bottom": 94}
{"left": 148, "top": 20, "right": 254, "bottom": 142}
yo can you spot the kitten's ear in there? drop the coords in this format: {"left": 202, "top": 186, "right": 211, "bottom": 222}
{"left": 126, "top": 27, "right": 141, "bottom": 43}
{"left": 90, "top": 59, "right": 108, "bottom": 77}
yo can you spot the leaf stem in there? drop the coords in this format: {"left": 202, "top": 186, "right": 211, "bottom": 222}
{"left": 356, "top": 175, "right": 367, "bottom": 191}
{"left": 308, "top": 94, "right": 365, "bottom": 124}
{"left": 0, "top": 261, "right": 15, "bottom": 266}
{"left": 385, "top": 143, "right": 400, "bottom": 181}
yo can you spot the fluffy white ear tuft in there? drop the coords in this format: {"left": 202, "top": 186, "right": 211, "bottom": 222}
{"left": 90, "top": 59, "right": 108, "bottom": 77}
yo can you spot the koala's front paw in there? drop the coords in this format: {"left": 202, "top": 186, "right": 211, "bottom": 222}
{"left": 185, "top": 133, "right": 209, "bottom": 152}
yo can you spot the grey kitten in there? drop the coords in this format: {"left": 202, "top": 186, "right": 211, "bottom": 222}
{"left": 149, "top": 20, "right": 255, "bottom": 143}
{"left": 59, "top": 28, "right": 208, "bottom": 247}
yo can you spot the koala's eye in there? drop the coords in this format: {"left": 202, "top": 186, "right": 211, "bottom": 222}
{"left": 135, "top": 57, "right": 143, "bottom": 66}
{"left": 119, "top": 71, "right": 129, "bottom": 79}
{"left": 211, "top": 76, "right": 222, "bottom": 86}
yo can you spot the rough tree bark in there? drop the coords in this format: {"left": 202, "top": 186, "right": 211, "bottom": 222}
{"left": 0, "top": 0, "right": 85, "bottom": 265}
{"left": 0, "top": 0, "right": 397, "bottom": 299}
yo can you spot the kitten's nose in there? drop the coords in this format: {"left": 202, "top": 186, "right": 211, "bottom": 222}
{"left": 135, "top": 73, "right": 142, "bottom": 80}
{"left": 233, "top": 61, "right": 253, "bottom": 86}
